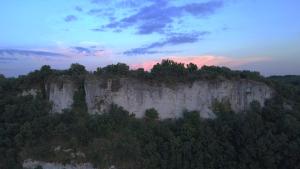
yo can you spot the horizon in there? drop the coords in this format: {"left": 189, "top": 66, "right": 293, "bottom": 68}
{"left": 1, "top": 60, "right": 296, "bottom": 78}
{"left": 1, "top": 0, "right": 300, "bottom": 77}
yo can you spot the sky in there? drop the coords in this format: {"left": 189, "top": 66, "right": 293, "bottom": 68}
{"left": 0, "top": 0, "right": 300, "bottom": 77}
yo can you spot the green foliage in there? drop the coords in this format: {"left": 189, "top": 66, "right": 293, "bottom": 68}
{"left": 212, "top": 99, "right": 234, "bottom": 118}
{"left": 268, "top": 75, "right": 300, "bottom": 108}
{"left": 18, "top": 60, "right": 266, "bottom": 90}
{"left": 151, "top": 59, "right": 187, "bottom": 82}
{"left": 1, "top": 88, "right": 300, "bottom": 169}
{"left": 72, "top": 82, "right": 87, "bottom": 113}
{"left": 96, "top": 63, "right": 130, "bottom": 76}
{"left": 130, "top": 68, "right": 151, "bottom": 79}
{"left": 40, "top": 65, "right": 52, "bottom": 77}
{"left": 182, "top": 110, "right": 200, "bottom": 124}
{"left": 68, "top": 63, "right": 87, "bottom": 76}
{"left": 34, "top": 165, "right": 43, "bottom": 169}
{"left": 144, "top": 108, "right": 159, "bottom": 120}
{"left": 186, "top": 63, "right": 198, "bottom": 73}
{"left": 250, "top": 100, "right": 262, "bottom": 112}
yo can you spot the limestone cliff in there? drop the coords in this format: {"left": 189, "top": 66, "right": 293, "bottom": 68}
{"left": 46, "top": 78, "right": 77, "bottom": 113}
{"left": 47, "top": 76, "right": 273, "bottom": 118}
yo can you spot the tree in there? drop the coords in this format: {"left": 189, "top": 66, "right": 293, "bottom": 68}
{"left": 94, "top": 67, "right": 103, "bottom": 75}
{"left": 34, "top": 165, "right": 43, "bottom": 169}
{"left": 212, "top": 99, "right": 234, "bottom": 119}
{"left": 102, "top": 63, "right": 129, "bottom": 76}
{"left": 151, "top": 60, "right": 187, "bottom": 81}
{"left": 144, "top": 108, "right": 159, "bottom": 120}
{"left": 40, "top": 65, "right": 52, "bottom": 76}
{"left": 186, "top": 63, "right": 198, "bottom": 73}
{"left": 68, "top": 63, "right": 87, "bottom": 75}
{"left": 250, "top": 100, "right": 262, "bottom": 113}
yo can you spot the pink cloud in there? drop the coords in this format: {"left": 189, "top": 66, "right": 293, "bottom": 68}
{"left": 130, "top": 55, "right": 270, "bottom": 71}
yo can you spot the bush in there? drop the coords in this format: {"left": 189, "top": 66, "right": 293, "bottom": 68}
{"left": 68, "top": 63, "right": 87, "bottom": 76}
{"left": 151, "top": 59, "right": 187, "bottom": 79}
{"left": 35, "top": 165, "right": 43, "bottom": 169}
{"left": 144, "top": 108, "right": 159, "bottom": 120}
{"left": 101, "top": 63, "right": 130, "bottom": 76}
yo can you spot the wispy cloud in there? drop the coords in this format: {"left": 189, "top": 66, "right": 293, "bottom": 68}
{"left": 101, "top": 1, "right": 223, "bottom": 34}
{"left": 0, "top": 47, "right": 113, "bottom": 76}
{"left": 88, "top": 9, "right": 103, "bottom": 15}
{"left": 72, "top": 46, "right": 105, "bottom": 56}
{"left": 124, "top": 32, "right": 209, "bottom": 55}
{"left": 0, "top": 49, "right": 66, "bottom": 57}
{"left": 0, "top": 46, "right": 111, "bottom": 60}
{"left": 64, "top": 15, "right": 78, "bottom": 22}
{"left": 0, "top": 56, "right": 18, "bottom": 63}
{"left": 91, "top": 28, "right": 105, "bottom": 32}
{"left": 75, "top": 6, "right": 83, "bottom": 12}
{"left": 73, "top": 47, "right": 92, "bottom": 54}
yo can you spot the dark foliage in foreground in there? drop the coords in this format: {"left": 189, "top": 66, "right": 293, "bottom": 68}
{"left": 0, "top": 61, "right": 300, "bottom": 169}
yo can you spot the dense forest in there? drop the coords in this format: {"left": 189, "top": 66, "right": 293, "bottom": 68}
{"left": 1, "top": 60, "right": 300, "bottom": 169}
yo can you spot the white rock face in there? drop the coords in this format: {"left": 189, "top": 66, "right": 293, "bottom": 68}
{"left": 23, "top": 159, "right": 95, "bottom": 169}
{"left": 47, "top": 80, "right": 76, "bottom": 113}
{"left": 21, "top": 89, "right": 39, "bottom": 96}
{"left": 46, "top": 77, "right": 273, "bottom": 118}
{"left": 84, "top": 77, "right": 274, "bottom": 119}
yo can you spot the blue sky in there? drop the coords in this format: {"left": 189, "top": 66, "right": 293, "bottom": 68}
{"left": 0, "top": 0, "right": 299, "bottom": 76}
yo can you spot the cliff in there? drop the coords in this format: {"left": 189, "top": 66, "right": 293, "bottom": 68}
{"left": 46, "top": 76, "right": 273, "bottom": 119}
{"left": 46, "top": 78, "right": 77, "bottom": 113}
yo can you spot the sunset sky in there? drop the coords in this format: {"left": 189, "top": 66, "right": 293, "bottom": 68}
{"left": 0, "top": 0, "right": 299, "bottom": 76}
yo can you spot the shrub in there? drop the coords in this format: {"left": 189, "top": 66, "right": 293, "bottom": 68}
{"left": 144, "top": 108, "right": 159, "bottom": 120}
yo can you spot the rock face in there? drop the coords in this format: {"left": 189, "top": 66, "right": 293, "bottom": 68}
{"left": 47, "top": 79, "right": 77, "bottom": 113}
{"left": 47, "top": 77, "right": 274, "bottom": 118}
{"left": 21, "top": 89, "right": 39, "bottom": 97}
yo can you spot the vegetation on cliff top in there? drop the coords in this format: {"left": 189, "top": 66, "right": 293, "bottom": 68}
{"left": 13, "top": 60, "right": 266, "bottom": 90}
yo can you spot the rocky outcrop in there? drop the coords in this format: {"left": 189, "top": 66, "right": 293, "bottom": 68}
{"left": 47, "top": 79, "right": 77, "bottom": 113}
{"left": 85, "top": 77, "right": 273, "bottom": 118}
{"left": 47, "top": 76, "right": 274, "bottom": 118}
{"left": 21, "top": 89, "right": 39, "bottom": 97}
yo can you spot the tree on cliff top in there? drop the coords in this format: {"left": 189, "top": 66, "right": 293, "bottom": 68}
{"left": 151, "top": 59, "right": 187, "bottom": 77}
{"left": 68, "top": 63, "right": 87, "bottom": 76}
{"left": 95, "top": 63, "right": 130, "bottom": 76}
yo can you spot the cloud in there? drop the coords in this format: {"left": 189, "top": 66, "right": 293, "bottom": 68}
{"left": 130, "top": 55, "right": 270, "bottom": 71}
{"left": 0, "top": 49, "right": 65, "bottom": 57}
{"left": 0, "top": 47, "right": 109, "bottom": 59}
{"left": 0, "top": 57, "right": 18, "bottom": 61}
{"left": 91, "top": 28, "right": 105, "bottom": 32}
{"left": 183, "top": 1, "right": 223, "bottom": 16}
{"left": 88, "top": 8, "right": 115, "bottom": 19}
{"left": 73, "top": 47, "right": 92, "bottom": 54}
{"left": 90, "top": 0, "right": 107, "bottom": 4}
{"left": 75, "top": 6, "right": 83, "bottom": 12}
{"left": 64, "top": 15, "right": 78, "bottom": 22}
{"left": 0, "top": 56, "right": 18, "bottom": 63}
{"left": 88, "top": 9, "right": 103, "bottom": 15}
{"left": 124, "top": 32, "right": 209, "bottom": 55}
{"left": 71, "top": 46, "right": 105, "bottom": 57}
{"left": 102, "top": 0, "right": 223, "bottom": 34}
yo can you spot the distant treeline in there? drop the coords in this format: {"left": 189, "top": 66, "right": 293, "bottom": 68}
{"left": 6, "top": 59, "right": 267, "bottom": 90}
